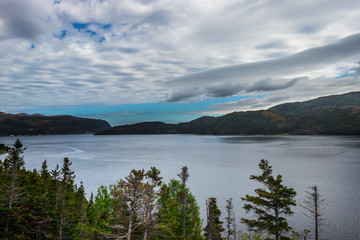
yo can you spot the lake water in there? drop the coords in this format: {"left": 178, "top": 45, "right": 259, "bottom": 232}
{"left": 0, "top": 134, "right": 359, "bottom": 240}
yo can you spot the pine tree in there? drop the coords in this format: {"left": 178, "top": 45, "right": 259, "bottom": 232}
{"left": 50, "top": 164, "right": 61, "bottom": 238}
{"left": 225, "top": 198, "right": 235, "bottom": 240}
{"left": 33, "top": 160, "right": 53, "bottom": 239}
{"left": 110, "top": 169, "right": 146, "bottom": 240}
{"left": 59, "top": 157, "right": 76, "bottom": 239}
{"left": 177, "top": 166, "right": 189, "bottom": 240}
{"left": 74, "top": 181, "right": 88, "bottom": 240}
{"left": 204, "top": 197, "right": 224, "bottom": 240}
{"left": 301, "top": 185, "right": 325, "bottom": 240}
{"left": 3, "top": 138, "right": 26, "bottom": 239}
{"left": 155, "top": 179, "right": 202, "bottom": 240}
{"left": 241, "top": 159, "right": 296, "bottom": 240}
{"left": 142, "top": 167, "right": 162, "bottom": 240}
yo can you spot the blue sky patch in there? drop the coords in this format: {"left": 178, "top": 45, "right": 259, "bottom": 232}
{"left": 72, "top": 23, "right": 90, "bottom": 30}
{"left": 335, "top": 72, "right": 357, "bottom": 79}
{"left": 101, "top": 24, "right": 112, "bottom": 29}
{"left": 20, "top": 95, "right": 265, "bottom": 126}
{"left": 54, "top": 30, "right": 66, "bottom": 39}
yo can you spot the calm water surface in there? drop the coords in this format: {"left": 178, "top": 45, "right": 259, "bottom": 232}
{"left": 0, "top": 134, "right": 359, "bottom": 240}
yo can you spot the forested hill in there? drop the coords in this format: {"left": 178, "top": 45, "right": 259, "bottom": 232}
{"left": 0, "top": 112, "right": 111, "bottom": 136}
{"left": 96, "top": 91, "right": 360, "bottom": 135}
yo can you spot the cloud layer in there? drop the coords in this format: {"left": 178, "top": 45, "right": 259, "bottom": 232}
{"left": 0, "top": 0, "right": 360, "bottom": 116}
{"left": 167, "top": 33, "right": 360, "bottom": 103}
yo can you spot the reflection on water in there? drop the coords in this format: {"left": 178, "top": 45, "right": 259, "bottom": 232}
{"left": 0, "top": 134, "right": 359, "bottom": 240}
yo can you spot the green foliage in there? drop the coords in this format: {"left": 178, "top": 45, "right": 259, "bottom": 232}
{"left": 0, "top": 139, "right": 87, "bottom": 239}
{"left": 238, "top": 232, "right": 270, "bottom": 240}
{"left": 155, "top": 179, "right": 203, "bottom": 240}
{"left": 241, "top": 160, "right": 297, "bottom": 240}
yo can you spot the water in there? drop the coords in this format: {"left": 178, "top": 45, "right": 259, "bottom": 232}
{"left": 0, "top": 134, "right": 359, "bottom": 240}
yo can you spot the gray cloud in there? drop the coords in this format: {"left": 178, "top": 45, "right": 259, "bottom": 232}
{"left": 246, "top": 78, "right": 301, "bottom": 92}
{"left": 0, "top": 0, "right": 48, "bottom": 40}
{"left": 205, "top": 84, "right": 244, "bottom": 98}
{"left": 257, "top": 40, "right": 288, "bottom": 49}
{"left": 166, "top": 88, "right": 201, "bottom": 102}
{"left": 166, "top": 33, "right": 360, "bottom": 101}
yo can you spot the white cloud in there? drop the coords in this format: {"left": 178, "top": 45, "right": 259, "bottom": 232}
{"left": 0, "top": 0, "right": 360, "bottom": 113}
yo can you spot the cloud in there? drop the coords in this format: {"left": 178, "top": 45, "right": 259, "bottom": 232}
{"left": 246, "top": 78, "right": 301, "bottom": 92}
{"left": 166, "top": 88, "right": 201, "bottom": 102}
{"left": 166, "top": 33, "right": 360, "bottom": 101}
{"left": 256, "top": 40, "right": 288, "bottom": 49}
{"left": 1, "top": 0, "right": 360, "bottom": 119}
{"left": 0, "top": 0, "right": 50, "bottom": 40}
{"left": 205, "top": 84, "right": 244, "bottom": 98}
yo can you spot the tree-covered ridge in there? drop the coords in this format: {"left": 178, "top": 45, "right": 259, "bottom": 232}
{"left": 0, "top": 139, "right": 324, "bottom": 239}
{"left": 97, "top": 91, "right": 360, "bottom": 135}
{"left": 0, "top": 112, "right": 111, "bottom": 136}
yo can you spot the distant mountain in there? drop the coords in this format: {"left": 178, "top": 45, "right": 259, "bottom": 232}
{"left": 96, "top": 91, "right": 360, "bottom": 135}
{"left": 0, "top": 112, "right": 111, "bottom": 136}
{"left": 269, "top": 91, "right": 360, "bottom": 116}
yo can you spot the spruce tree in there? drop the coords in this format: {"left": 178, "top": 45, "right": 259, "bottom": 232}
{"left": 177, "top": 166, "right": 189, "bottom": 240}
{"left": 241, "top": 159, "right": 296, "bottom": 240}
{"left": 3, "top": 138, "right": 26, "bottom": 239}
{"left": 225, "top": 198, "right": 235, "bottom": 240}
{"left": 155, "top": 179, "right": 202, "bottom": 240}
{"left": 204, "top": 197, "right": 224, "bottom": 240}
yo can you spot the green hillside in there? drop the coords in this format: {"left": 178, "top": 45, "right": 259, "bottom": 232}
{"left": 97, "top": 91, "right": 360, "bottom": 135}
{"left": 0, "top": 112, "right": 111, "bottom": 136}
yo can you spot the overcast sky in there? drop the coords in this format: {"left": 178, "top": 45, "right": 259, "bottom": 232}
{"left": 1, "top": 0, "right": 360, "bottom": 125}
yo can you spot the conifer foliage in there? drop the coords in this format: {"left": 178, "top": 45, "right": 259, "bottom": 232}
{"left": 0, "top": 139, "right": 86, "bottom": 239}
{"left": 241, "top": 159, "right": 297, "bottom": 240}
{"left": 204, "top": 197, "right": 224, "bottom": 240}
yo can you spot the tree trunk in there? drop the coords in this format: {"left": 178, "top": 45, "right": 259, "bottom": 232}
{"left": 182, "top": 187, "right": 186, "bottom": 240}
{"left": 314, "top": 187, "right": 318, "bottom": 240}
{"left": 275, "top": 206, "right": 279, "bottom": 240}
{"left": 127, "top": 210, "right": 133, "bottom": 240}
{"left": 5, "top": 166, "right": 16, "bottom": 237}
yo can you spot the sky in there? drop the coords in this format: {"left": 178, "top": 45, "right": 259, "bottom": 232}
{"left": 1, "top": 0, "right": 360, "bottom": 126}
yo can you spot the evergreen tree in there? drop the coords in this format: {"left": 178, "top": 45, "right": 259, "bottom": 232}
{"left": 2, "top": 138, "right": 26, "bottom": 239}
{"left": 34, "top": 160, "right": 53, "bottom": 239}
{"left": 204, "top": 197, "right": 224, "bottom": 240}
{"left": 301, "top": 185, "right": 325, "bottom": 240}
{"left": 225, "top": 198, "right": 235, "bottom": 240}
{"left": 142, "top": 167, "right": 162, "bottom": 240}
{"left": 110, "top": 169, "right": 147, "bottom": 240}
{"left": 155, "top": 179, "right": 203, "bottom": 240}
{"left": 241, "top": 159, "right": 296, "bottom": 240}
{"left": 177, "top": 166, "right": 190, "bottom": 240}
{"left": 59, "top": 157, "right": 77, "bottom": 239}
{"left": 50, "top": 164, "right": 61, "bottom": 238}
{"left": 88, "top": 185, "right": 113, "bottom": 239}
